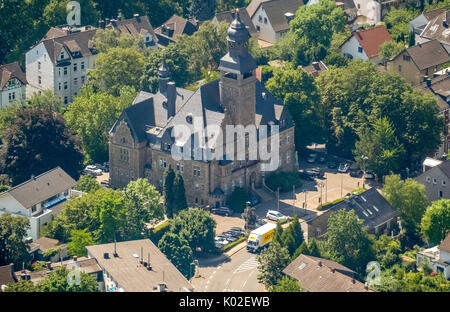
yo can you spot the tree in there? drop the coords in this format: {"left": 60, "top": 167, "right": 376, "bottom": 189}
{"left": 353, "top": 117, "right": 405, "bottom": 180}
{"left": 91, "top": 28, "right": 147, "bottom": 54}
{"left": 74, "top": 175, "right": 101, "bottom": 193}
{"left": 308, "top": 238, "right": 321, "bottom": 257}
{"left": 256, "top": 241, "right": 290, "bottom": 287}
{"left": 289, "top": 216, "right": 304, "bottom": 247}
{"left": 275, "top": 0, "right": 347, "bottom": 65}
{"left": 272, "top": 222, "right": 284, "bottom": 246}
{"left": 4, "top": 280, "right": 38, "bottom": 292}
{"left": 227, "top": 187, "right": 250, "bottom": 213}
{"left": 123, "top": 178, "right": 163, "bottom": 239}
{"left": 26, "top": 89, "right": 64, "bottom": 113}
{"left": 281, "top": 227, "right": 298, "bottom": 257}
{"left": 37, "top": 267, "right": 98, "bottom": 292}
{"left": 384, "top": 8, "right": 418, "bottom": 43}
{"left": 0, "top": 109, "right": 84, "bottom": 186}
{"left": 0, "top": 102, "right": 22, "bottom": 141}
{"left": 271, "top": 276, "right": 305, "bottom": 292}
{"left": 266, "top": 64, "right": 321, "bottom": 150}
{"left": 68, "top": 229, "right": 96, "bottom": 257}
{"left": 164, "top": 166, "right": 176, "bottom": 218}
{"left": 173, "top": 173, "right": 188, "bottom": 215}
{"left": 0, "top": 213, "right": 31, "bottom": 270}
{"left": 88, "top": 47, "right": 145, "bottom": 96}
{"left": 172, "top": 208, "right": 217, "bottom": 252}
{"left": 379, "top": 41, "right": 405, "bottom": 64}
{"left": 373, "top": 234, "right": 401, "bottom": 269}
{"left": 292, "top": 241, "right": 309, "bottom": 260}
{"left": 325, "top": 209, "right": 374, "bottom": 272}
{"left": 323, "top": 52, "right": 349, "bottom": 68}
{"left": 420, "top": 199, "right": 450, "bottom": 245}
{"left": 189, "top": 0, "right": 216, "bottom": 21}
{"left": 64, "top": 86, "right": 136, "bottom": 162}
{"left": 158, "top": 232, "right": 194, "bottom": 279}
{"left": 383, "top": 175, "right": 428, "bottom": 237}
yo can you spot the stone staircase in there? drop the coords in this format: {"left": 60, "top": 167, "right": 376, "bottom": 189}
{"left": 252, "top": 187, "right": 275, "bottom": 203}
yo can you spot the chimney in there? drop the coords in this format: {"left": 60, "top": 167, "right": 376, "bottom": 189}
{"left": 423, "top": 75, "right": 428, "bottom": 82}
{"left": 444, "top": 11, "right": 450, "bottom": 27}
{"left": 98, "top": 20, "right": 105, "bottom": 29}
{"left": 352, "top": 278, "right": 356, "bottom": 284}
{"left": 167, "top": 82, "right": 176, "bottom": 118}
{"left": 147, "top": 253, "right": 152, "bottom": 270}
{"left": 426, "top": 78, "right": 432, "bottom": 87}
{"left": 140, "top": 247, "right": 143, "bottom": 264}
{"left": 317, "top": 260, "right": 322, "bottom": 267}
{"left": 312, "top": 61, "right": 320, "bottom": 71}
{"left": 113, "top": 239, "right": 118, "bottom": 257}
{"left": 103, "top": 252, "right": 109, "bottom": 259}
{"left": 134, "top": 13, "right": 140, "bottom": 22}
{"left": 117, "top": 10, "right": 123, "bottom": 21}
{"left": 284, "top": 12, "right": 295, "bottom": 23}
{"left": 331, "top": 268, "right": 336, "bottom": 273}
{"left": 364, "top": 282, "right": 369, "bottom": 290}
{"left": 46, "top": 261, "right": 52, "bottom": 270}
{"left": 105, "top": 18, "right": 110, "bottom": 25}
{"left": 73, "top": 256, "right": 78, "bottom": 262}
{"left": 158, "top": 283, "right": 167, "bottom": 292}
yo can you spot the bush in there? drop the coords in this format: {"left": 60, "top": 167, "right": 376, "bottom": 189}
{"left": 222, "top": 236, "right": 248, "bottom": 252}
{"left": 42, "top": 247, "right": 61, "bottom": 260}
{"left": 227, "top": 187, "right": 250, "bottom": 213}
{"left": 266, "top": 172, "right": 302, "bottom": 193}
{"left": 317, "top": 188, "right": 367, "bottom": 211}
{"left": 148, "top": 220, "right": 173, "bottom": 245}
{"left": 261, "top": 65, "right": 274, "bottom": 83}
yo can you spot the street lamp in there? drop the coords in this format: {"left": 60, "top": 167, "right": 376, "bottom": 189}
{"left": 318, "top": 182, "right": 324, "bottom": 209}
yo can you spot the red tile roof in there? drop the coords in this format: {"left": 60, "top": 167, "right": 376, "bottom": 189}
{"left": 354, "top": 25, "right": 392, "bottom": 59}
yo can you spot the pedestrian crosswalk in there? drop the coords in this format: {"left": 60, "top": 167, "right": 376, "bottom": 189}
{"left": 232, "top": 256, "right": 259, "bottom": 274}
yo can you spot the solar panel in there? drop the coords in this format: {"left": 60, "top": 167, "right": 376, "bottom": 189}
{"left": 373, "top": 205, "right": 379, "bottom": 212}
{"left": 361, "top": 196, "right": 367, "bottom": 202}
{"left": 298, "top": 263, "right": 306, "bottom": 270}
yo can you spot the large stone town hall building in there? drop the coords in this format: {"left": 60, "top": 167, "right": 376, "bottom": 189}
{"left": 109, "top": 12, "right": 296, "bottom": 207}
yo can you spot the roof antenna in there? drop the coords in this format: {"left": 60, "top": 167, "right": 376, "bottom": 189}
{"left": 147, "top": 253, "right": 152, "bottom": 270}
{"left": 140, "top": 247, "right": 143, "bottom": 264}
{"left": 113, "top": 235, "right": 118, "bottom": 257}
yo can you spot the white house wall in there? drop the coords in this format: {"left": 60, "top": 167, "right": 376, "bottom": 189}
{"left": 26, "top": 42, "right": 54, "bottom": 99}
{"left": 0, "top": 79, "right": 26, "bottom": 108}
{"left": 252, "top": 5, "right": 277, "bottom": 43}
{"left": 341, "top": 36, "right": 369, "bottom": 61}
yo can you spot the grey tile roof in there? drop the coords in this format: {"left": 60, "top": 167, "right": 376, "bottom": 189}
{"left": 0, "top": 264, "right": 17, "bottom": 289}
{"left": 416, "top": 73, "right": 450, "bottom": 111}
{"left": 86, "top": 239, "right": 193, "bottom": 292}
{"left": 154, "top": 15, "right": 199, "bottom": 46}
{"left": 283, "top": 254, "right": 371, "bottom": 292}
{"left": 3, "top": 167, "right": 76, "bottom": 209}
{"left": 403, "top": 40, "right": 450, "bottom": 71}
{"left": 421, "top": 10, "right": 450, "bottom": 45}
{"left": 106, "top": 15, "right": 157, "bottom": 43}
{"left": 324, "top": 187, "right": 398, "bottom": 229}
{"left": 262, "top": 0, "right": 304, "bottom": 32}
{"left": 0, "top": 62, "right": 27, "bottom": 89}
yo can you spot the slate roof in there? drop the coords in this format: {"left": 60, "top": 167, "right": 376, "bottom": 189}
{"left": 214, "top": 8, "right": 257, "bottom": 36}
{"left": 261, "top": 0, "right": 304, "bottom": 32}
{"left": 352, "top": 25, "right": 392, "bottom": 58}
{"left": 154, "top": 15, "right": 198, "bottom": 47}
{"left": 440, "top": 233, "right": 450, "bottom": 253}
{"left": 2, "top": 167, "right": 76, "bottom": 209}
{"left": 106, "top": 15, "right": 157, "bottom": 43}
{"left": 86, "top": 239, "right": 193, "bottom": 292}
{"left": 40, "top": 29, "right": 98, "bottom": 64}
{"left": 0, "top": 264, "right": 17, "bottom": 289}
{"left": 402, "top": 40, "right": 450, "bottom": 71}
{"left": 421, "top": 10, "right": 450, "bottom": 45}
{"left": 416, "top": 73, "right": 450, "bottom": 111}
{"left": 283, "top": 254, "right": 371, "bottom": 292}
{"left": 0, "top": 62, "right": 27, "bottom": 90}
{"left": 247, "top": 0, "right": 271, "bottom": 18}
{"left": 317, "top": 187, "right": 398, "bottom": 229}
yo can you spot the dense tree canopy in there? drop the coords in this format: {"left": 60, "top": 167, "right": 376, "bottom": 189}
{"left": 68, "top": 229, "right": 96, "bottom": 257}
{"left": 257, "top": 241, "right": 290, "bottom": 287}
{"left": 383, "top": 175, "right": 428, "bottom": 238}
{"left": 271, "top": 276, "right": 304, "bottom": 292}
{"left": 64, "top": 86, "right": 136, "bottom": 162}
{"left": 35, "top": 266, "right": 99, "bottom": 292}
{"left": 0, "top": 108, "right": 84, "bottom": 186}
{"left": 420, "top": 199, "right": 450, "bottom": 245}
{"left": 158, "top": 232, "right": 194, "bottom": 278}
{"left": 74, "top": 175, "right": 101, "bottom": 193}
{"left": 0, "top": 213, "right": 31, "bottom": 270}
{"left": 384, "top": 8, "right": 418, "bottom": 43}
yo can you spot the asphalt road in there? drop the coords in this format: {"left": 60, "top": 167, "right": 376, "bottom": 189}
{"left": 191, "top": 248, "right": 264, "bottom": 292}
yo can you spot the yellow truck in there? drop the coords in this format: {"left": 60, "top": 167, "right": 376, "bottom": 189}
{"left": 246, "top": 222, "right": 277, "bottom": 253}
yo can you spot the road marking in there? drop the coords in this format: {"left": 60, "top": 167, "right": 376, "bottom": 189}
{"left": 213, "top": 270, "right": 217, "bottom": 275}
{"left": 225, "top": 278, "right": 231, "bottom": 287}
{"left": 233, "top": 256, "right": 258, "bottom": 274}
{"left": 206, "top": 280, "right": 210, "bottom": 285}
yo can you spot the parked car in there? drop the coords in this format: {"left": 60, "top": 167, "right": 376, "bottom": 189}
{"left": 250, "top": 194, "right": 260, "bottom": 206}
{"left": 305, "top": 168, "right": 324, "bottom": 178}
{"left": 349, "top": 163, "right": 362, "bottom": 177}
{"left": 266, "top": 210, "right": 288, "bottom": 222}
{"left": 327, "top": 160, "right": 337, "bottom": 169}
{"left": 230, "top": 227, "right": 245, "bottom": 235}
{"left": 364, "top": 171, "right": 375, "bottom": 180}
{"left": 100, "top": 180, "right": 110, "bottom": 187}
{"left": 338, "top": 163, "right": 350, "bottom": 173}
{"left": 222, "top": 233, "right": 238, "bottom": 242}
{"left": 299, "top": 171, "right": 313, "bottom": 181}
{"left": 84, "top": 165, "right": 102, "bottom": 176}
{"left": 211, "top": 206, "right": 233, "bottom": 216}
{"left": 228, "top": 230, "right": 245, "bottom": 238}
{"left": 307, "top": 153, "right": 317, "bottom": 163}
{"left": 318, "top": 155, "right": 326, "bottom": 163}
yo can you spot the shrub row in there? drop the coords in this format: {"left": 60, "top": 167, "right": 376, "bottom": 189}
{"left": 222, "top": 236, "right": 248, "bottom": 253}
{"left": 148, "top": 219, "right": 173, "bottom": 245}
{"left": 266, "top": 172, "right": 302, "bottom": 193}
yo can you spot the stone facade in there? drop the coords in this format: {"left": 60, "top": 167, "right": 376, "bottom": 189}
{"left": 109, "top": 12, "right": 297, "bottom": 208}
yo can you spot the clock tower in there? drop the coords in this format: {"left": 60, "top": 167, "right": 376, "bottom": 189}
{"left": 218, "top": 9, "right": 257, "bottom": 127}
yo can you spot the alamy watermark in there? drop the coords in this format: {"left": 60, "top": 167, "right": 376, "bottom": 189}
{"left": 67, "top": 1, "right": 81, "bottom": 26}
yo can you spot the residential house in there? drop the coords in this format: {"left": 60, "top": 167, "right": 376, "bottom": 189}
{"left": 108, "top": 12, "right": 297, "bottom": 207}
{"left": 387, "top": 40, "right": 450, "bottom": 86}
{"left": 283, "top": 254, "right": 372, "bottom": 292}
{"left": 306, "top": 187, "right": 398, "bottom": 241}
{"left": 410, "top": 8, "right": 445, "bottom": 43}
{"left": 415, "top": 160, "right": 450, "bottom": 202}
{"left": 416, "top": 233, "right": 450, "bottom": 279}
{"left": 102, "top": 14, "right": 158, "bottom": 48}
{"left": 28, "top": 237, "right": 68, "bottom": 263}
{"left": 302, "top": 61, "right": 328, "bottom": 78}
{"left": 419, "top": 10, "right": 450, "bottom": 53}
{"left": 154, "top": 15, "right": 199, "bottom": 47}
{"left": 0, "top": 62, "right": 27, "bottom": 108}
{"left": 340, "top": 25, "right": 392, "bottom": 65}
{"left": 213, "top": 8, "right": 257, "bottom": 38}
{"left": 0, "top": 264, "right": 18, "bottom": 292}
{"left": 25, "top": 25, "right": 98, "bottom": 104}
{"left": 247, "top": 0, "right": 304, "bottom": 44}
{"left": 416, "top": 73, "right": 450, "bottom": 156}
{"left": 13, "top": 256, "right": 104, "bottom": 290}
{"left": 0, "top": 167, "right": 77, "bottom": 240}
{"left": 86, "top": 239, "right": 194, "bottom": 292}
